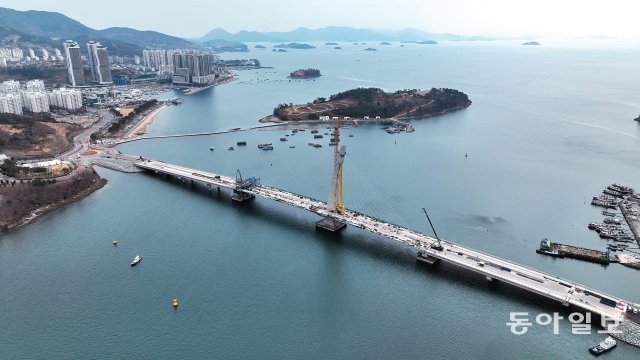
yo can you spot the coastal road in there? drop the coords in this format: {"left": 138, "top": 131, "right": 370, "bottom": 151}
{"left": 61, "top": 109, "right": 115, "bottom": 161}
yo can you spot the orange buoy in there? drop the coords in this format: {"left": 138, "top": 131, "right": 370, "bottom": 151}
{"left": 172, "top": 299, "right": 178, "bottom": 308}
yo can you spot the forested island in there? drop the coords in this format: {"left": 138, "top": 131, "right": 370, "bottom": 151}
{"left": 289, "top": 68, "right": 321, "bottom": 79}
{"left": 274, "top": 43, "right": 316, "bottom": 49}
{"left": 522, "top": 41, "right": 541, "bottom": 45}
{"left": 269, "top": 87, "right": 471, "bottom": 121}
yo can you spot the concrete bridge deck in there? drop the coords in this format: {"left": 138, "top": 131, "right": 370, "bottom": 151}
{"left": 136, "top": 159, "right": 639, "bottom": 336}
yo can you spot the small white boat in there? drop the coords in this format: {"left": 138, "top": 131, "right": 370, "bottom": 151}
{"left": 131, "top": 255, "right": 142, "bottom": 266}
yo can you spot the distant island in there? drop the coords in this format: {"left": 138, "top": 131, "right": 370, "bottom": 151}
{"left": 254, "top": 44, "right": 266, "bottom": 49}
{"left": 274, "top": 43, "right": 316, "bottom": 50}
{"left": 334, "top": 46, "right": 342, "bottom": 49}
{"left": 364, "top": 48, "right": 377, "bottom": 51}
{"left": 401, "top": 40, "right": 438, "bottom": 44}
{"left": 201, "top": 39, "right": 248, "bottom": 52}
{"left": 325, "top": 42, "right": 339, "bottom": 45}
{"left": 267, "top": 87, "right": 471, "bottom": 122}
{"left": 380, "top": 42, "right": 391, "bottom": 45}
{"left": 289, "top": 68, "right": 321, "bottom": 79}
{"left": 522, "top": 41, "right": 541, "bottom": 45}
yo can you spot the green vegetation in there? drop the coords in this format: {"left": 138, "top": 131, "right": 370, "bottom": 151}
{"left": 273, "top": 87, "right": 471, "bottom": 121}
{"left": 107, "top": 99, "right": 158, "bottom": 133}
{"left": 273, "top": 43, "right": 316, "bottom": 49}
{"left": 289, "top": 68, "right": 321, "bottom": 78}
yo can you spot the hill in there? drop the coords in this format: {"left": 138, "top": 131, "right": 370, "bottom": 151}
{"left": 195, "top": 26, "right": 493, "bottom": 43}
{"left": 0, "top": 7, "right": 198, "bottom": 56}
{"left": 271, "top": 87, "right": 471, "bottom": 121}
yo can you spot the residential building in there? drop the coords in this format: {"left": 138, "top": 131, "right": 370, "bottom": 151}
{"left": 49, "top": 88, "right": 82, "bottom": 110}
{"left": 0, "top": 80, "right": 21, "bottom": 94}
{"left": 41, "top": 48, "right": 49, "bottom": 61}
{"left": 87, "top": 41, "right": 113, "bottom": 84}
{"left": 171, "top": 52, "right": 214, "bottom": 84}
{"left": 0, "top": 93, "right": 23, "bottom": 114}
{"left": 63, "top": 40, "right": 86, "bottom": 86}
{"left": 28, "top": 48, "right": 35, "bottom": 59}
{"left": 0, "top": 57, "right": 7, "bottom": 68}
{"left": 25, "top": 79, "right": 45, "bottom": 92}
{"left": 21, "top": 91, "right": 49, "bottom": 113}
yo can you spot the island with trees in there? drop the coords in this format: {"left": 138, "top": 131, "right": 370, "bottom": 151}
{"left": 522, "top": 41, "right": 541, "bottom": 45}
{"left": 289, "top": 68, "right": 321, "bottom": 79}
{"left": 273, "top": 43, "right": 316, "bottom": 50}
{"left": 267, "top": 87, "right": 471, "bottom": 122}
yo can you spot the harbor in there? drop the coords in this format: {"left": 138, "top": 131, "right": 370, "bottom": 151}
{"left": 536, "top": 184, "right": 640, "bottom": 270}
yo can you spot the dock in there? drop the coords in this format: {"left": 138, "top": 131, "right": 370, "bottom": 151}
{"left": 536, "top": 239, "right": 614, "bottom": 265}
{"left": 620, "top": 200, "right": 640, "bottom": 247}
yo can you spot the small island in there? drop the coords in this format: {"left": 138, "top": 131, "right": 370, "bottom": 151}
{"left": 401, "top": 40, "right": 438, "bottom": 45}
{"left": 267, "top": 87, "right": 471, "bottom": 122}
{"left": 334, "top": 46, "right": 342, "bottom": 50}
{"left": 289, "top": 68, "right": 321, "bottom": 79}
{"left": 380, "top": 42, "right": 391, "bottom": 45}
{"left": 522, "top": 41, "right": 541, "bottom": 45}
{"left": 274, "top": 42, "right": 316, "bottom": 50}
{"left": 325, "top": 42, "right": 339, "bottom": 45}
{"left": 254, "top": 44, "right": 266, "bottom": 49}
{"left": 363, "top": 48, "right": 377, "bottom": 51}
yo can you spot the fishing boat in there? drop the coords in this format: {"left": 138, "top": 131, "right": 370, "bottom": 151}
{"left": 131, "top": 255, "right": 142, "bottom": 266}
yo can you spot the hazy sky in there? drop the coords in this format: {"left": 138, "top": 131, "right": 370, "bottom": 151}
{"left": 4, "top": 0, "right": 640, "bottom": 38}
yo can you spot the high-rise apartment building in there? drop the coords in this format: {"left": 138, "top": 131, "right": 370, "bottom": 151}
{"left": 49, "top": 88, "right": 82, "bottom": 110}
{"left": 0, "top": 80, "right": 21, "bottom": 94}
{"left": 87, "top": 41, "right": 113, "bottom": 84}
{"left": 63, "top": 40, "right": 86, "bottom": 86}
{"left": 25, "top": 79, "right": 45, "bottom": 92}
{"left": 21, "top": 91, "right": 49, "bottom": 113}
{"left": 0, "top": 93, "right": 23, "bottom": 114}
{"left": 171, "top": 52, "right": 214, "bottom": 84}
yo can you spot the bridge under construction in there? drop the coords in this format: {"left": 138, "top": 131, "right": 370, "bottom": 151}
{"left": 133, "top": 121, "right": 640, "bottom": 347}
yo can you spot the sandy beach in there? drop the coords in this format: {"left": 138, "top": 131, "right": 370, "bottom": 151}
{"left": 127, "top": 104, "right": 168, "bottom": 138}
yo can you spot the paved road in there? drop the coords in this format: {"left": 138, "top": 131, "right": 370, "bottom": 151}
{"left": 136, "top": 159, "right": 638, "bottom": 326}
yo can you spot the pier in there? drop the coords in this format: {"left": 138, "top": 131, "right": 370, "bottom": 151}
{"left": 620, "top": 200, "right": 640, "bottom": 247}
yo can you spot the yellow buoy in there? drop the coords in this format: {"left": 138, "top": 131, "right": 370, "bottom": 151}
{"left": 112, "top": 239, "right": 118, "bottom": 246}
{"left": 172, "top": 299, "right": 178, "bottom": 308}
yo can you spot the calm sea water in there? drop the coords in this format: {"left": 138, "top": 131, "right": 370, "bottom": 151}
{"left": 2, "top": 40, "right": 640, "bottom": 359}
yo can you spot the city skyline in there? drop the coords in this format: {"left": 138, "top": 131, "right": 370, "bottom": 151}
{"left": 1, "top": 0, "right": 640, "bottom": 39}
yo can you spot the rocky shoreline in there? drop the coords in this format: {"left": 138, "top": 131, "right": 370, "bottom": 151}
{"left": 0, "top": 167, "right": 107, "bottom": 234}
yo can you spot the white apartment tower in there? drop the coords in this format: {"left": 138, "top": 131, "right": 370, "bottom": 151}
{"left": 49, "top": 88, "right": 82, "bottom": 110}
{"left": 0, "top": 93, "right": 23, "bottom": 114}
{"left": 21, "top": 91, "right": 49, "bottom": 113}
{"left": 0, "top": 80, "right": 21, "bottom": 94}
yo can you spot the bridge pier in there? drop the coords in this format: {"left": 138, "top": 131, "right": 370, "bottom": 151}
{"left": 416, "top": 251, "right": 440, "bottom": 265}
{"left": 315, "top": 217, "right": 346, "bottom": 232}
{"left": 231, "top": 190, "right": 255, "bottom": 203}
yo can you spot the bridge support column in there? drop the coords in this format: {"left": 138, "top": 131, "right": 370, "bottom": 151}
{"left": 232, "top": 191, "right": 255, "bottom": 203}
{"left": 416, "top": 251, "right": 440, "bottom": 265}
{"left": 315, "top": 217, "right": 346, "bottom": 232}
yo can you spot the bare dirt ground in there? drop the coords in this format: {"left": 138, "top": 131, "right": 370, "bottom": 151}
{"left": 1, "top": 121, "right": 82, "bottom": 159}
{"left": 280, "top": 99, "right": 356, "bottom": 118}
